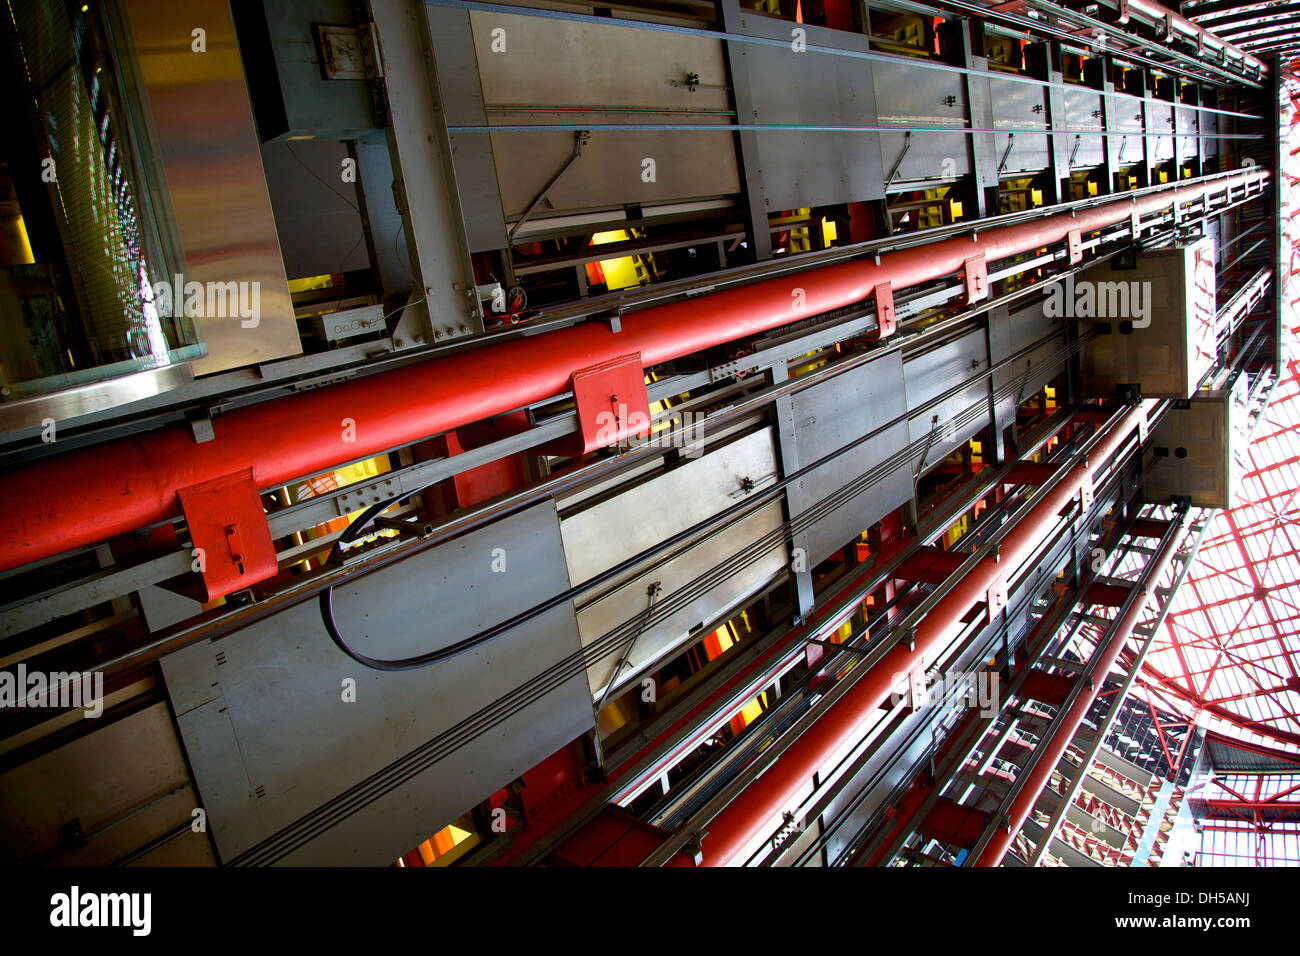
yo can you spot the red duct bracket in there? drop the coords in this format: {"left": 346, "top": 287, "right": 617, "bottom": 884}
{"left": 1020, "top": 669, "right": 1075, "bottom": 707}
{"left": 1005, "top": 461, "right": 1057, "bottom": 486}
{"left": 1128, "top": 517, "right": 1172, "bottom": 538}
{"left": 572, "top": 352, "right": 651, "bottom": 455}
{"left": 921, "top": 798, "right": 990, "bottom": 849}
{"left": 963, "top": 254, "right": 988, "bottom": 304}
{"left": 895, "top": 546, "right": 965, "bottom": 584}
{"left": 1086, "top": 581, "right": 1132, "bottom": 608}
{"left": 177, "top": 468, "right": 277, "bottom": 601}
{"left": 872, "top": 281, "right": 896, "bottom": 338}
{"left": 1067, "top": 229, "right": 1083, "bottom": 264}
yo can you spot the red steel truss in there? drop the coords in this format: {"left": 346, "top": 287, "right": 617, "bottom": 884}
{"left": 1130, "top": 70, "right": 1300, "bottom": 762}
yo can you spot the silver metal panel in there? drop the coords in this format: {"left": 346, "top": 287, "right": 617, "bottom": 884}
{"left": 560, "top": 429, "right": 786, "bottom": 696}
{"left": 1109, "top": 93, "right": 1144, "bottom": 132}
{"left": 576, "top": 501, "right": 786, "bottom": 698}
{"left": 0, "top": 703, "right": 211, "bottom": 866}
{"left": 1145, "top": 391, "right": 1232, "bottom": 508}
{"left": 874, "top": 61, "right": 969, "bottom": 183}
{"left": 788, "top": 352, "right": 911, "bottom": 566}
{"left": 123, "top": 0, "right": 301, "bottom": 375}
{"left": 260, "top": 140, "right": 368, "bottom": 279}
{"left": 471, "top": 11, "right": 739, "bottom": 219}
{"left": 1202, "top": 107, "right": 1219, "bottom": 159}
{"left": 162, "top": 501, "right": 593, "bottom": 865}
{"left": 174, "top": 698, "right": 263, "bottom": 859}
{"left": 990, "top": 77, "right": 1048, "bottom": 174}
{"left": 1082, "top": 238, "right": 1215, "bottom": 399}
{"left": 1147, "top": 102, "right": 1174, "bottom": 135}
{"left": 741, "top": 20, "right": 885, "bottom": 208}
{"left": 487, "top": 121, "right": 739, "bottom": 218}
{"left": 0, "top": 363, "right": 193, "bottom": 435}
{"left": 1064, "top": 88, "right": 1105, "bottom": 169}
{"left": 1176, "top": 105, "right": 1198, "bottom": 162}
{"left": 905, "top": 328, "right": 989, "bottom": 464}
{"left": 991, "top": 303, "right": 1065, "bottom": 426}
{"left": 472, "top": 11, "right": 730, "bottom": 110}
{"left": 1150, "top": 102, "right": 1175, "bottom": 164}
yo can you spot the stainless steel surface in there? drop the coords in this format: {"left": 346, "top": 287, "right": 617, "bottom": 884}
{"left": 0, "top": 362, "right": 193, "bottom": 435}
{"left": 787, "top": 351, "right": 911, "bottom": 567}
{"left": 1083, "top": 238, "right": 1218, "bottom": 399}
{"left": 260, "top": 140, "right": 369, "bottom": 280}
{"left": 161, "top": 499, "right": 592, "bottom": 865}
{"left": 428, "top": 6, "right": 509, "bottom": 253}
{"left": 742, "top": 18, "right": 886, "bottom": 209}
{"left": 873, "top": 60, "right": 970, "bottom": 184}
{"left": 472, "top": 11, "right": 739, "bottom": 220}
{"left": 1145, "top": 391, "right": 1234, "bottom": 508}
{"left": 991, "top": 76, "right": 1049, "bottom": 175}
{"left": 123, "top": 0, "right": 301, "bottom": 375}
{"left": 560, "top": 428, "right": 786, "bottom": 697}
{"left": 1064, "top": 87, "right": 1105, "bottom": 171}
{"left": 905, "top": 328, "right": 997, "bottom": 466}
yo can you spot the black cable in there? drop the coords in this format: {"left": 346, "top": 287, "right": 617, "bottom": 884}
{"left": 318, "top": 497, "right": 413, "bottom": 670}
{"left": 316, "top": 332, "right": 1092, "bottom": 672}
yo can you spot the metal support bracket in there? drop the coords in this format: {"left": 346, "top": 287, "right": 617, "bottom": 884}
{"left": 570, "top": 352, "right": 651, "bottom": 454}
{"left": 1067, "top": 229, "right": 1083, "bottom": 264}
{"left": 177, "top": 469, "right": 278, "bottom": 602}
{"left": 997, "top": 133, "right": 1016, "bottom": 176}
{"left": 510, "top": 131, "right": 590, "bottom": 240}
{"left": 886, "top": 131, "right": 913, "bottom": 187}
{"left": 872, "top": 281, "right": 896, "bottom": 338}
{"left": 963, "top": 254, "right": 989, "bottom": 304}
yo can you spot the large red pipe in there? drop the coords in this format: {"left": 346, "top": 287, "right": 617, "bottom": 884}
{"left": 971, "top": 508, "right": 1188, "bottom": 866}
{"left": 0, "top": 176, "right": 1252, "bottom": 575}
{"left": 696, "top": 403, "right": 1149, "bottom": 866}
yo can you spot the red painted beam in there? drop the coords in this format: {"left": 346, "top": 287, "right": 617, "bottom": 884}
{"left": 696, "top": 404, "right": 1148, "bottom": 866}
{"left": 1019, "top": 670, "right": 1077, "bottom": 707}
{"left": 0, "top": 174, "right": 1261, "bottom": 579}
{"left": 1085, "top": 581, "right": 1133, "bottom": 607}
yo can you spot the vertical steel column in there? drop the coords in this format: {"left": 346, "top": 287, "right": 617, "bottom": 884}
{"left": 947, "top": 19, "right": 997, "bottom": 219}
{"left": 716, "top": 0, "right": 773, "bottom": 261}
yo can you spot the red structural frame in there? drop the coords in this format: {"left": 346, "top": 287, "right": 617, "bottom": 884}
{"left": 1128, "top": 70, "right": 1300, "bottom": 768}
